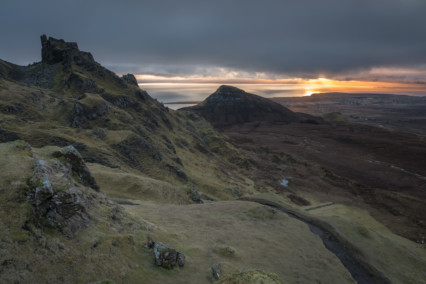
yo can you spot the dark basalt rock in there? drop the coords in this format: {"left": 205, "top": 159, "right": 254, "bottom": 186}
{"left": 135, "top": 90, "right": 149, "bottom": 101}
{"left": 153, "top": 242, "right": 185, "bottom": 269}
{"left": 66, "top": 73, "right": 104, "bottom": 93}
{"left": 41, "top": 34, "right": 95, "bottom": 66}
{"left": 29, "top": 158, "right": 55, "bottom": 206}
{"left": 211, "top": 263, "right": 222, "bottom": 280}
{"left": 45, "top": 187, "right": 90, "bottom": 233}
{"left": 0, "top": 127, "right": 20, "bottom": 142}
{"left": 101, "top": 93, "right": 140, "bottom": 110}
{"left": 162, "top": 135, "right": 176, "bottom": 154}
{"left": 189, "top": 188, "right": 203, "bottom": 204}
{"left": 115, "top": 135, "right": 162, "bottom": 170}
{"left": 5, "top": 103, "right": 24, "bottom": 114}
{"left": 53, "top": 145, "right": 100, "bottom": 191}
{"left": 27, "top": 154, "right": 92, "bottom": 236}
{"left": 166, "top": 164, "right": 188, "bottom": 182}
{"left": 121, "top": 73, "right": 138, "bottom": 87}
{"left": 70, "top": 101, "right": 109, "bottom": 128}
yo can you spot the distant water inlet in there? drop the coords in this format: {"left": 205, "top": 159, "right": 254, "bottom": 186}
{"left": 141, "top": 83, "right": 310, "bottom": 107}
{"left": 164, "top": 103, "right": 197, "bottom": 110}
{"left": 140, "top": 82, "right": 426, "bottom": 108}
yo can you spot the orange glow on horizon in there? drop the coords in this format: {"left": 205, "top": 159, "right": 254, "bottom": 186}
{"left": 135, "top": 74, "right": 426, "bottom": 96}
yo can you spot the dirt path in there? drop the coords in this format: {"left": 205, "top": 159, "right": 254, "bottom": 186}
{"left": 240, "top": 197, "right": 391, "bottom": 284}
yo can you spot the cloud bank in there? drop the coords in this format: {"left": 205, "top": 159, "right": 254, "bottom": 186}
{"left": 1, "top": 0, "right": 426, "bottom": 82}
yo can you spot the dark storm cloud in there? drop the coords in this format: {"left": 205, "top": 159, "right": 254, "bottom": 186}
{"left": 1, "top": 0, "right": 426, "bottom": 78}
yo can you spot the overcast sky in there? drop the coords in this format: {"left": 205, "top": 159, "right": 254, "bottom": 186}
{"left": 1, "top": 0, "right": 426, "bottom": 83}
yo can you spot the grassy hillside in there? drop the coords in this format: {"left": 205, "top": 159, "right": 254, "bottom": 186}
{"left": 1, "top": 37, "right": 425, "bottom": 283}
{"left": 0, "top": 58, "right": 252, "bottom": 201}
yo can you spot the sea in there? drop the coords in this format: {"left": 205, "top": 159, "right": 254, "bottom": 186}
{"left": 140, "top": 83, "right": 426, "bottom": 110}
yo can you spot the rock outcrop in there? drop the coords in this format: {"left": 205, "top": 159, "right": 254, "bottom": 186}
{"left": 70, "top": 101, "right": 109, "bottom": 128}
{"left": 27, "top": 144, "right": 99, "bottom": 236}
{"left": 121, "top": 74, "right": 139, "bottom": 87}
{"left": 53, "top": 145, "right": 100, "bottom": 191}
{"left": 153, "top": 242, "right": 185, "bottom": 269}
{"left": 41, "top": 34, "right": 95, "bottom": 66}
{"left": 101, "top": 93, "right": 140, "bottom": 110}
{"left": 66, "top": 73, "right": 104, "bottom": 93}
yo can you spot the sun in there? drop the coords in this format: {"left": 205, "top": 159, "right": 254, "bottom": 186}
{"left": 303, "top": 89, "right": 316, "bottom": 96}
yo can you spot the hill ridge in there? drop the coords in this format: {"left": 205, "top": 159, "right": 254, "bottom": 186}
{"left": 183, "top": 85, "right": 322, "bottom": 127}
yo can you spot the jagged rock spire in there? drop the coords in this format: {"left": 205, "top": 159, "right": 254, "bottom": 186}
{"left": 40, "top": 34, "right": 95, "bottom": 66}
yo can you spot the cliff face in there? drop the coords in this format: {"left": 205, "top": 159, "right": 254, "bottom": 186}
{"left": 40, "top": 34, "right": 95, "bottom": 66}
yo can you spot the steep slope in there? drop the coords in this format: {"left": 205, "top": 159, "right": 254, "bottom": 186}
{"left": 0, "top": 36, "right": 253, "bottom": 202}
{"left": 182, "top": 85, "right": 322, "bottom": 128}
{"left": 0, "top": 141, "right": 144, "bottom": 283}
{"left": 1, "top": 36, "right": 425, "bottom": 283}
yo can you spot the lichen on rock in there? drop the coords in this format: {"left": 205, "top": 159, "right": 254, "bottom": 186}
{"left": 53, "top": 145, "right": 100, "bottom": 191}
{"left": 152, "top": 241, "right": 185, "bottom": 269}
{"left": 26, "top": 144, "right": 101, "bottom": 236}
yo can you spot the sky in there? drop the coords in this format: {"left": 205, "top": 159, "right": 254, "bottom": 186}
{"left": 1, "top": 0, "right": 426, "bottom": 102}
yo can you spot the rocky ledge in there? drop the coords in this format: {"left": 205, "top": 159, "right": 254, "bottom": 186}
{"left": 41, "top": 34, "right": 95, "bottom": 66}
{"left": 26, "top": 143, "right": 100, "bottom": 236}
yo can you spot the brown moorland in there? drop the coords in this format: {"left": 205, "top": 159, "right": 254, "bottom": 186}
{"left": 184, "top": 86, "right": 426, "bottom": 243}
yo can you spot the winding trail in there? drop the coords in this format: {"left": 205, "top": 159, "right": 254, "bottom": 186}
{"left": 239, "top": 197, "right": 391, "bottom": 284}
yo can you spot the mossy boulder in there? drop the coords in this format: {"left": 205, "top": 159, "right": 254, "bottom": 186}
{"left": 153, "top": 242, "right": 185, "bottom": 269}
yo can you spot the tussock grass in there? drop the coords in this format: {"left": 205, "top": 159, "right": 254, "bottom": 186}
{"left": 246, "top": 193, "right": 426, "bottom": 284}
{"left": 123, "top": 200, "right": 355, "bottom": 284}
{"left": 89, "top": 163, "right": 190, "bottom": 204}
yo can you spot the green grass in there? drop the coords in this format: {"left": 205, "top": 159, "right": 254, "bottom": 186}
{"left": 123, "top": 200, "right": 355, "bottom": 284}
{"left": 244, "top": 193, "right": 426, "bottom": 284}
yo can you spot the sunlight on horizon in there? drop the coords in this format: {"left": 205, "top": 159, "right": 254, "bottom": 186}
{"left": 137, "top": 75, "right": 426, "bottom": 104}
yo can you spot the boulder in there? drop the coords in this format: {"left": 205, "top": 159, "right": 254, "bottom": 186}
{"left": 27, "top": 152, "right": 92, "bottom": 236}
{"left": 153, "top": 242, "right": 185, "bottom": 269}
{"left": 211, "top": 263, "right": 222, "bottom": 280}
{"left": 121, "top": 74, "right": 138, "bottom": 87}
{"left": 189, "top": 188, "right": 203, "bottom": 204}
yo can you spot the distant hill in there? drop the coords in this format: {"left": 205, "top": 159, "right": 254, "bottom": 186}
{"left": 1, "top": 35, "right": 425, "bottom": 284}
{"left": 182, "top": 85, "right": 323, "bottom": 127}
{"left": 272, "top": 92, "right": 426, "bottom": 135}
